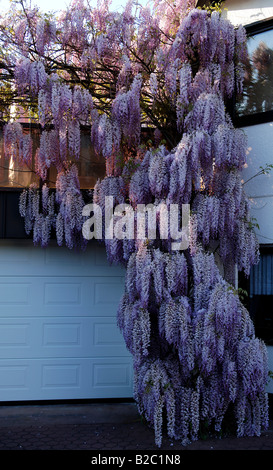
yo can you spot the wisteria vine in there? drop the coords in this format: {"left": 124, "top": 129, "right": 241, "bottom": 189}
{"left": 0, "top": 0, "right": 269, "bottom": 447}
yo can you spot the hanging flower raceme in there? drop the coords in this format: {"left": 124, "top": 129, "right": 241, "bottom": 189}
{"left": 148, "top": 145, "right": 170, "bottom": 199}
{"left": 19, "top": 183, "right": 56, "bottom": 247}
{"left": 91, "top": 113, "right": 114, "bottom": 159}
{"left": 36, "top": 17, "right": 57, "bottom": 56}
{"left": 15, "top": 58, "right": 48, "bottom": 94}
{"left": 212, "top": 123, "right": 247, "bottom": 169}
{"left": 19, "top": 164, "right": 88, "bottom": 250}
{"left": 168, "top": 135, "right": 194, "bottom": 204}
{"left": 111, "top": 73, "right": 142, "bottom": 147}
{"left": 128, "top": 164, "right": 151, "bottom": 207}
{"left": 55, "top": 164, "right": 86, "bottom": 249}
{"left": 134, "top": 357, "right": 178, "bottom": 447}
{"left": 170, "top": 9, "right": 246, "bottom": 98}
{"left": 34, "top": 129, "right": 60, "bottom": 179}
{"left": 159, "top": 296, "right": 194, "bottom": 376}
{"left": 4, "top": 121, "right": 33, "bottom": 166}
{"left": 72, "top": 86, "right": 93, "bottom": 123}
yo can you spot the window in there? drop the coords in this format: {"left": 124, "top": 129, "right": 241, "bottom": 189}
{"left": 0, "top": 123, "right": 106, "bottom": 238}
{"left": 235, "top": 17, "right": 273, "bottom": 126}
{"left": 248, "top": 247, "right": 273, "bottom": 344}
{"left": 0, "top": 124, "right": 106, "bottom": 189}
{"left": 0, "top": 125, "right": 40, "bottom": 188}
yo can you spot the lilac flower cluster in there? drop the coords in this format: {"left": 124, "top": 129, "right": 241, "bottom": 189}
{"left": 4, "top": 121, "right": 33, "bottom": 166}
{"left": 192, "top": 170, "right": 259, "bottom": 276}
{"left": 13, "top": 58, "right": 93, "bottom": 248}
{"left": 19, "top": 165, "right": 86, "bottom": 249}
{"left": 15, "top": 58, "right": 47, "bottom": 94}
{"left": 55, "top": 164, "right": 87, "bottom": 249}
{"left": 91, "top": 74, "right": 143, "bottom": 160}
{"left": 19, "top": 183, "right": 54, "bottom": 247}
{"left": 171, "top": 10, "right": 247, "bottom": 98}
{"left": 36, "top": 17, "right": 56, "bottom": 56}
{"left": 124, "top": 247, "right": 268, "bottom": 446}
{"left": 101, "top": 9, "right": 267, "bottom": 446}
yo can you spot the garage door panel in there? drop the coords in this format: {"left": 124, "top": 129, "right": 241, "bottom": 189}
{"left": 0, "top": 360, "right": 84, "bottom": 401}
{"left": 0, "top": 278, "right": 42, "bottom": 314}
{"left": 90, "top": 358, "right": 134, "bottom": 399}
{"left": 41, "top": 363, "right": 81, "bottom": 389}
{"left": 0, "top": 240, "right": 133, "bottom": 401}
{"left": 0, "top": 318, "right": 129, "bottom": 359}
{"left": 0, "top": 241, "right": 43, "bottom": 272}
{"left": 0, "top": 240, "right": 125, "bottom": 277}
{"left": 0, "top": 358, "right": 133, "bottom": 401}
{"left": 94, "top": 279, "right": 125, "bottom": 306}
{"left": 0, "top": 321, "right": 31, "bottom": 355}
{"left": 41, "top": 318, "right": 129, "bottom": 357}
{"left": 44, "top": 282, "right": 82, "bottom": 305}
{"left": 43, "top": 321, "right": 82, "bottom": 348}
{"left": 0, "top": 281, "right": 31, "bottom": 305}
{"left": 0, "top": 361, "right": 32, "bottom": 401}
{"left": 0, "top": 276, "right": 125, "bottom": 317}
{"left": 91, "top": 318, "right": 128, "bottom": 356}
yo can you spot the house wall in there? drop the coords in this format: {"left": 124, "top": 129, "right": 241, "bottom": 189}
{"left": 241, "top": 123, "right": 273, "bottom": 246}
{"left": 223, "top": 0, "right": 273, "bottom": 26}
{"left": 225, "top": 0, "right": 273, "bottom": 392}
{"left": 222, "top": 1, "right": 273, "bottom": 246}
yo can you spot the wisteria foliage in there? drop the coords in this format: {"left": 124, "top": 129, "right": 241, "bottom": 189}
{"left": 0, "top": 0, "right": 269, "bottom": 447}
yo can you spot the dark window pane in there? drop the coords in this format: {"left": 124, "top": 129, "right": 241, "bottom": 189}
{"left": 250, "top": 253, "right": 273, "bottom": 295}
{"left": 250, "top": 251, "right": 273, "bottom": 344}
{"left": 237, "top": 29, "right": 273, "bottom": 116}
{"left": 250, "top": 295, "right": 273, "bottom": 344}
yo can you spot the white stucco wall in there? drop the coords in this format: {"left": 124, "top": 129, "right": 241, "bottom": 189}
{"left": 241, "top": 123, "right": 273, "bottom": 389}
{"left": 223, "top": 0, "right": 273, "bottom": 26}
{"left": 241, "top": 123, "right": 273, "bottom": 245}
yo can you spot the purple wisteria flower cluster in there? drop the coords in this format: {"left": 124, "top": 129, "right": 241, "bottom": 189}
{"left": 92, "top": 8, "right": 268, "bottom": 446}
{"left": 2, "top": 0, "right": 269, "bottom": 447}
{"left": 19, "top": 165, "right": 86, "bottom": 249}
{"left": 4, "top": 121, "right": 32, "bottom": 166}
{"left": 117, "top": 243, "right": 268, "bottom": 446}
{"left": 8, "top": 54, "right": 93, "bottom": 248}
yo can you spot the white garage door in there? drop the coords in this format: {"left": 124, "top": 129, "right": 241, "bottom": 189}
{"left": 0, "top": 240, "right": 133, "bottom": 401}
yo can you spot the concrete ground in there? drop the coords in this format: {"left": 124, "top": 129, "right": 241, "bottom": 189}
{"left": 0, "top": 401, "right": 272, "bottom": 465}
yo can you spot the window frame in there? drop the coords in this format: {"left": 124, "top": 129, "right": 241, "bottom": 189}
{"left": 234, "top": 16, "right": 273, "bottom": 127}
